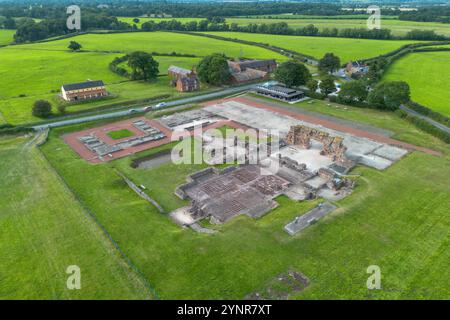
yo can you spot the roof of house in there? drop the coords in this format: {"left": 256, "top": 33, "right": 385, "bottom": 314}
{"left": 229, "top": 59, "right": 277, "bottom": 71}
{"left": 168, "top": 65, "right": 193, "bottom": 76}
{"left": 255, "top": 85, "right": 304, "bottom": 98}
{"left": 178, "top": 77, "right": 199, "bottom": 85}
{"left": 62, "top": 80, "right": 105, "bottom": 91}
{"left": 231, "top": 68, "right": 267, "bottom": 83}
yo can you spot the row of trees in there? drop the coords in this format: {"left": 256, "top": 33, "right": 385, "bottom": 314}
{"left": 0, "top": 16, "right": 16, "bottom": 29}
{"left": 338, "top": 80, "right": 410, "bottom": 110}
{"left": 141, "top": 19, "right": 396, "bottom": 40}
{"left": 11, "top": 15, "right": 448, "bottom": 43}
{"left": 13, "top": 14, "right": 131, "bottom": 42}
{"left": 0, "top": 2, "right": 351, "bottom": 20}
{"left": 399, "top": 7, "right": 450, "bottom": 24}
{"left": 140, "top": 19, "right": 445, "bottom": 41}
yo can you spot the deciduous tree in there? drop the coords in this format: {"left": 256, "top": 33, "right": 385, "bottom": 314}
{"left": 274, "top": 61, "right": 311, "bottom": 87}
{"left": 197, "top": 54, "right": 231, "bottom": 86}
{"left": 127, "top": 51, "right": 159, "bottom": 81}
{"left": 32, "top": 100, "right": 52, "bottom": 118}
{"left": 318, "top": 53, "right": 341, "bottom": 74}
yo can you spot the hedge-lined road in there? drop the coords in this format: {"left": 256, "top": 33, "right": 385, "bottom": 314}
{"left": 400, "top": 105, "right": 450, "bottom": 134}
{"left": 31, "top": 83, "right": 260, "bottom": 130}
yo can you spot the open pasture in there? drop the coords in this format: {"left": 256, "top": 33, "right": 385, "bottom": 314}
{"left": 15, "top": 32, "right": 287, "bottom": 61}
{"left": 202, "top": 32, "right": 423, "bottom": 62}
{"left": 383, "top": 51, "right": 450, "bottom": 117}
{"left": 0, "top": 29, "right": 15, "bottom": 45}
{"left": 0, "top": 135, "right": 151, "bottom": 299}
{"left": 0, "top": 46, "right": 201, "bottom": 124}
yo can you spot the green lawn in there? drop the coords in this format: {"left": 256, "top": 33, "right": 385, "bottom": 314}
{"left": 383, "top": 51, "right": 450, "bottom": 117}
{"left": 201, "top": 32, "right": 423, "bottom": 62}
{"left": 37, "top": 101, "right": 450, "bottom": 299}
{"left": 107, "top": 129, "right": 135, "bottom": 140}
{"left": 0, "top": 135, "right": 151, "bottom": 299}
{"left": 0, "top": 29, "right": 15, "bottom": 45}
{"left": 14, "top": 32, "right": 287, "bottom": 61}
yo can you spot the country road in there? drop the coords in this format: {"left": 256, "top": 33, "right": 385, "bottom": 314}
{"left": 32, "top": 83, "right": 259, "bottom": 130}
{"left": 400, "top": 105, "right": 450, "bottom": 134}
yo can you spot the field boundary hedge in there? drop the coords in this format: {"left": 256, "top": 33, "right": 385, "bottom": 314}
{"left": 173, "top": 30, "right": 319, "bottom": 64}
{"left": 396, "top": 109, "right": 450, "bottom": 143}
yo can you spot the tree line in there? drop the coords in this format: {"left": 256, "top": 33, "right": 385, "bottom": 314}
{"left": 399, "top": 7, "right": 450, "bottom": 24}
{"left": 139, "top": 19, "right": 444, "bottom": 41}
{"left": 0, "top": 2, "right": 359, "bottom": 20}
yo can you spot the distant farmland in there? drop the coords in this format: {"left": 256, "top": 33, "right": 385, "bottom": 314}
{"left": 383, "top": 51, "right": 450, "bottom": 117}
{"left": 201, "top": 32, "right": 423, "bottom": 62}
{"left": 118, "top": 16, "right": 450, "bottom": 37}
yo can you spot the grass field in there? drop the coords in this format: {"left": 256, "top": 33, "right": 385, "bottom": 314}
{"left": 15, "top": 32, "right": 287, "bottom": 60}
{"left": 201, "top": 32, "right": 422, "bottom": 62}
{"left": 0, "top": 31, "right": 285, "bottom": 125}
{"left": 0, "top": 48, "right": 202, "bottom": 125}
{"left": 0, "top": 29, "right": 15, "bottom": 45}
{"left": 383, "top": 51, "right": 450, "bottom": 117}
{"left": 117, "top": 16, "right": 450, "bottom": 37}
{"left": 107, "top": 129, "right": 135, "bottom": 139}
{"left": 0, "top": 135, "right": 151, "bottom": 299}
{"left": 36, "top": 95, "right": 450, "bottom": 299}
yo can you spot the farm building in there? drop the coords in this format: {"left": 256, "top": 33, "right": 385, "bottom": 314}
{"left": 168, "top": 65, "right": 196, "bottom": 79}
{"left": 176, "top": 77, "right": 200, "bottom": 92}
{"left": 168, "top": 65, "right": 200, "bottom": 92}
{"left": 228, "top": 59, "right": 277, "bottom": 84}
{"left": 228, "top": 59, "right": 277, "bottom": 73}
{"left": 230, "top": 68, "right": 269, "bottom": 84}
{"left": 61, "top": 80, "right": 107, "bottom": 102}
{"left": 255, "top": 84, "right": 305, "bottom": 102}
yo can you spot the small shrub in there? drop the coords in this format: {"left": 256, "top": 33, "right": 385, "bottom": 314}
{"left": 32, "top": 100, "right": 52, "bottom": 118}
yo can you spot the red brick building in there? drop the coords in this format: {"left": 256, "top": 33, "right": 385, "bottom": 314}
{"left": 168, "top": 65, "right": 200, "bottom": 92}
{"left": 61, "top": 80, "right": 107, "bottom": 102}
{"left": 228, "top": 59, "right": 277, "bottom": 73}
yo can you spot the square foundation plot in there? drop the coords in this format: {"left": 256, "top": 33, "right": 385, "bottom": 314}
{"left": 372, "top": 145, "right": 409, "bottom": 161}
{"left": 358, "top": 154, "right": 393, "bottom": 170}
